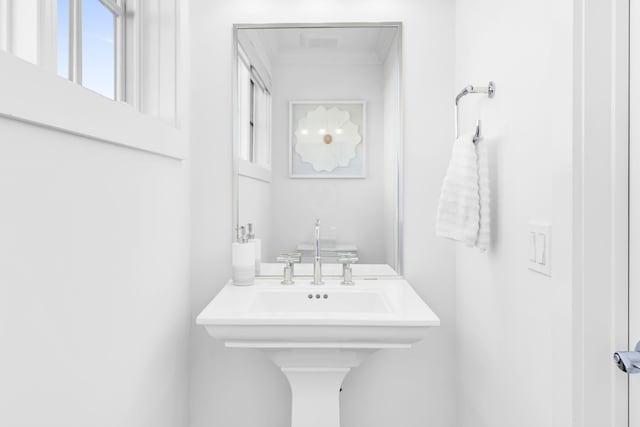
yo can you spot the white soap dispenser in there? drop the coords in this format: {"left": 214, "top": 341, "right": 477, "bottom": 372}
{"left": 231, "top": 226, "right": 255, "bottom": 286}
{"left": 246, "top": 223, "right": 262, "bottom": 274}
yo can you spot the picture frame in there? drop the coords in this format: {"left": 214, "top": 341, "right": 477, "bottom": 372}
{"left": 289, "top": 101, "right": 366, "bottom": 179}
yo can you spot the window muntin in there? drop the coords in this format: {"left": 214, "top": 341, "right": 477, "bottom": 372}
{"left": 56, "top": 0, "right": 70, "bottom": 79}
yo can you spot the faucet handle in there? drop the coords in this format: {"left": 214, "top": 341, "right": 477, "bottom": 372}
{"left": 337, "top": 252, "right": 358, "bottom": 264}
{"left": 337, "top": 253, "right": 358, "bottom": 286}
{"left": 277, "top": 252, "right": 302, "bottom": 263}
{"left": 277, "top": 253, "right": 302, "bottom": 285}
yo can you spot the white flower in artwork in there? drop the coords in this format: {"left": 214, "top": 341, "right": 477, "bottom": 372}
{"left": 294, "top": 106, "right": 362, "bottom": 172}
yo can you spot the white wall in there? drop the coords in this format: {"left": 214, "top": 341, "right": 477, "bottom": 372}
{"left": 189, "top": 1, "right": 456, "bottom": 427}
{"left": 454, "top": 0, "right": 574, "bottom": 426}
{"left": 269, "top": 61, "right": 386, "bottom": 263}
{"left": 0, "top": 118, "right": 190, "bottom": 427}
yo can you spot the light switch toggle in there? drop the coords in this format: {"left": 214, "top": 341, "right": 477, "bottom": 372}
{"left": 529, "top": 232, "right": 536, "bottom": 262}
{"left": 535, "top": 233, "right": 545, "bottom": 265}
{"left": 528, "top": 221, "right": 551, "bottom": 276}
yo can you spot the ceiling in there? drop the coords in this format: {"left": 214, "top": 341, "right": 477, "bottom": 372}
{"left": 240, "top": 26, "right": 398, "bottom": 66}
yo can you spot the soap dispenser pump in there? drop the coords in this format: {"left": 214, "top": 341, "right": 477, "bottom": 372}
{"left": 231, "top": 226, "right": 255, "bottom": 286}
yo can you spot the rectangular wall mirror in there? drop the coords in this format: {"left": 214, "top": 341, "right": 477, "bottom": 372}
{"left": 232, "top": 22, "right": 403, "bottom": 277}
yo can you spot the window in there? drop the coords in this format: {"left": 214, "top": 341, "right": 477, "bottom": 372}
{"left": 0, "top": 0, "right": 183, "bottom": 158}
{"left": 58, "top": 0, "right": 124, "bottom": 100}
{"left": 0, "top": 0, "right": 182, "bottom": 122}
{"left": 0, "top": 0, "right": 128, "bottom": 101}
{"left": 237, "top": 46, "right": 271, "bottom": 171}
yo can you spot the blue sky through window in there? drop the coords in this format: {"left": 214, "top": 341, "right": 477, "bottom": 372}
{"left": 57, "top": 0, "right": 115, "bottom": 99}
{"left": 82, "top": 0, "right": 115, "bottom": 99}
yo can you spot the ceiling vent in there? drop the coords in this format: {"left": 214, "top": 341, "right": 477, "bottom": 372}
{"left": 300, "top": 33, "right": 341, "bottom": 49}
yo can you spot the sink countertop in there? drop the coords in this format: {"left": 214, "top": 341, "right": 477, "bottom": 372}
{"left": 196, "top": 278, "right": 440, "bottom": 327}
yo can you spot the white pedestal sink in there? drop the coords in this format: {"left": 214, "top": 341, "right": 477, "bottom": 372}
{"left": 197, "top": 277, "right": 439, "bottom": 427}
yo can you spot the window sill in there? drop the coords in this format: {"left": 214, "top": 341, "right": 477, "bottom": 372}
{"left": 0, "top": 51, "right": 187, "bottom": 160}
{"left": 238, "top": 158, "right": 271, "bottom": 182}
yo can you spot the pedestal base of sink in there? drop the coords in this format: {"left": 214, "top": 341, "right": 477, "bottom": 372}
{"left": 197, "top": 278, "right": 441, "bottom": 426}
{"left": 284, "top": 367, "right": 347, "bottom": 427}
{"left": 263, "top": 348, "right": 377, "bottom": 427}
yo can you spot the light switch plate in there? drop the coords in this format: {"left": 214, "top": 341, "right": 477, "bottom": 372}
{"left": 528, "top": 221, "right": 551, "bottom": 276}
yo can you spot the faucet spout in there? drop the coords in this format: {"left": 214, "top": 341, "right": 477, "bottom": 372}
{"left": 312, "top": 219, "right": 324, "bottom": 285}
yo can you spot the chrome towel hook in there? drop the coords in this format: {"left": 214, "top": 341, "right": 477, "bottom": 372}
{"left": 455, "top": 81, "right": 495, "bottom": 141}
{"left": 473, "top": 120, "right": 481, "bottom": 144}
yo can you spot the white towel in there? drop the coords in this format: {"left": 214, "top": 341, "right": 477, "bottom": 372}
{"left": 476, "top": 139, "right": 491, "bottom": 250}
{"left": 436, "top": 133, "right": 491, "bottom": 250}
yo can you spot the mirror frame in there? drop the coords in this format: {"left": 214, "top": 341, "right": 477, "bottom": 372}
{"left": 231, "top": 22, "right": 404, "bottom": 276}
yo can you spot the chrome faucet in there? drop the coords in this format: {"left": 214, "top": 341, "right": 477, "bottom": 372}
{"left": 311, "top": 219, "right": 324, "bottom": 285}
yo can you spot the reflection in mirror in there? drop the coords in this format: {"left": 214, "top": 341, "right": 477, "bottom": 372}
{"left": 233, "top": 24, "right": 402, "bottom": 276}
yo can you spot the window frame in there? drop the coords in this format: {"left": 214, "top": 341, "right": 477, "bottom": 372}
{"left": 236, "top": 44, "right": 272, "bottom": 182}
{"left": 63, "top": 0, "right": 125, "bottom": 101}
{"left": 0, "top": 0, "right": 187, "bottom": 160}
{"left": 249, "top": 64, "right": 271, "bottom": 167}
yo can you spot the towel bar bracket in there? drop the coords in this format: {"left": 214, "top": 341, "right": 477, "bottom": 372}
{"left": 455, "top": 81, "right": 495, "bottom": 139}
{"left": 455, "top": 81, "right": 495, "bottom": 106}
{"left": 487, "top": 81, "right": 496, "bottom": 98}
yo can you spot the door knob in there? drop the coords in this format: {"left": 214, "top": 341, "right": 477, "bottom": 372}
{"left": 614, "top": 341, "right": 640, "bottom": 373}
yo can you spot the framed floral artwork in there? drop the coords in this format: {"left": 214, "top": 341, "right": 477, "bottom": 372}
{"left": 289, "top": 101, "right": 366, "bottom": 178}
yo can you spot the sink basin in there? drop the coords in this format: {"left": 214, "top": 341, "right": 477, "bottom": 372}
{"left": 197, "top": 278, "right": 439, "bottom": 348}
{"left": 197, "top": 277, "right": 439, "bottom": 427}
{"left": 249, "top": 288, "right": 391, "bottom": 314}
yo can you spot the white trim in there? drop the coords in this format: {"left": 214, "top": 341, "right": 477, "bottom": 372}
{"left": 157, "top": 0, "right": 177, "bottom": 124}
{"left": 37, "top": 0, "right": 56, "bottom": 72}
{"left": 629, "top": 0, "right": 640, "bottom": 424}
{"left": 113, "top": 0, "right": 125, "bottom": 101}
{"left": 250, "top": 65, "right": 268, "bottom": 94}
{"left": 10, "top": 0, "right": 39, "bottom": 64}
{"left": 0, "top": 51, "right": 186, "bottom": 159}
{"left": 288, "top": 100, "right": 367, "bottom": 179}
{"left": 0, "top": 0, "right": 13, "bottom": 53}
{"left": 573, "top": 0, "right": 629, "bottom": 425}
{"left": 124, "top": 0, "right": 141, "bottom": 110}
{"left": 69, "top": 0, "right": 81, "bottom": 84}
{"left": 238, "top": 158, "right": 271, "bottom": 183}
{"left": 395, "top": 25, "right": 404, "bottom": 276}
{"left": 237, "top": 30, "right": 273, "bottom": 92}
{"left": 174, "top": 0, "right": 187, "bottom": 130}
{"left": 232, "top": 25, "right": 240, "bottom": 246}
{"left": 98, "top": 0, "right": 122, "bottom": 16}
